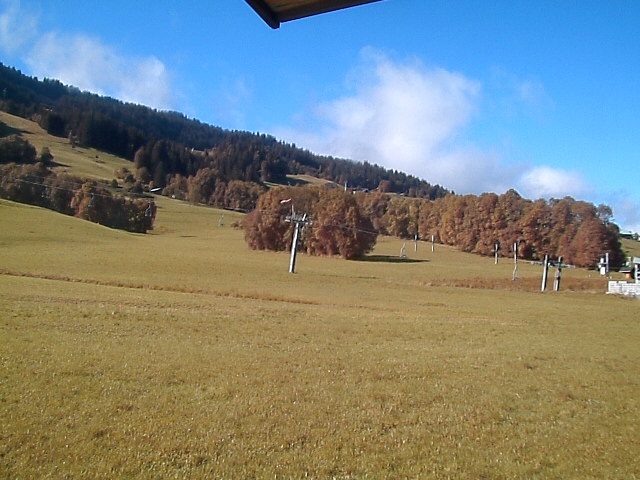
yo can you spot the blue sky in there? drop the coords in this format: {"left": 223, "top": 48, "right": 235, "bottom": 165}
{"left": 1, "top": 0, "right": 639, "bottom": 232}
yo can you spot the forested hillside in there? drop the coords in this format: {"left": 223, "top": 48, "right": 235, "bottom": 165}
{"left": 0, "top": 62, "right": 448, "bottom": 199}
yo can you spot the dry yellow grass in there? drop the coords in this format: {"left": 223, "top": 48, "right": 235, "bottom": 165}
{"left": 1, "top": 196, "right": 639, "bottom": 480}
{"left": 1, "top": 113, "right": 639, "bottom": 478}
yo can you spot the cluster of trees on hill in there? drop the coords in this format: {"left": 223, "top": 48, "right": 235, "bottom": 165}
{"left": 0, "top": 137, "right": 155, "bottom": 233}
{"left": 177, "top": 168, "right": 266, "bottom": 212}
{"left": 244, "top": 186, "right": 376, "bottom": 260}
{"left": 0, "top": 62, "right": 449, "bottom": 200}
{"left": 245, "top": 186, "right": 623, "bottom": 268}
{"left": 0, "top": 130, "right": 55, "bottom": 167}
{"left": 355, "top": 189, "right": 623, "bottom": 268}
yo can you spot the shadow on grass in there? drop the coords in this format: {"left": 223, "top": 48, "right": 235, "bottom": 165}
{"left": 0, "top": 121, "right": 27, "bottom": 138}
{"left": 358, "top": 255, "right": 428, "bottom": 264}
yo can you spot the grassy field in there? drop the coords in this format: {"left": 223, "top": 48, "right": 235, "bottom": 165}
{"left": 1, "top": 113, "right": 640, "bottom": 479}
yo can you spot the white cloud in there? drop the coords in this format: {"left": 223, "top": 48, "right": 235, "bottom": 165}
{"left": 275, "top": 49, "right": 516, "bottom": 192}
{"left": 0, "top": 0, "right": 38, "bottom": 54}
{"left": 428, "top": 148, "right": 523, "bottom": 194}
{"left": 275, "top": 50, "right": 603, "bottom": 204}
{"left": 25, "top": 32, "right": 175, "bottom": 110}
{"left": 517, "top": 166, "right": 591, "bottom": 199}
{"left": 0, "top": 0, "right": 177, "bottom": 110}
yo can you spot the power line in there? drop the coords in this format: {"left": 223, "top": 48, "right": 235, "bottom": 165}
{"left": 0, "top": 174, "right": 154, "bottom": 201}
{"left": 2, "top": 173, "right": 382, "bottom": 237}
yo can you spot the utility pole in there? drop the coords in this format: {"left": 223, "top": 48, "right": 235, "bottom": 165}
{"left": 494, "top": 241, "right": 500, "bottom": 265}
{"left": 285, "top": 209, "right": 308, "bottom": 273}
{"left": 541, "top": 255, "right": 550, "bottom": 292}
{"left": 512, "top": 241, "right": 519, "bottom": 281}
{"left": 553, "top": 256, "right": 564, "bottom": 291}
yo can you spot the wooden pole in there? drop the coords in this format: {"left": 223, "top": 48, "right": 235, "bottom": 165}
{"left": 512, "top": 242, "right": 518, "bottom": 281}
{"left": 431, "top": 235, "right": 435, "bottom": 253}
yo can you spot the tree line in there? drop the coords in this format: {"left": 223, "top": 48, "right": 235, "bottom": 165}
{"left": 358, "top": 189, "right": 623, "bottom": 268}
{"left": 245, "top": 186, "right": 624, "bottom": 268}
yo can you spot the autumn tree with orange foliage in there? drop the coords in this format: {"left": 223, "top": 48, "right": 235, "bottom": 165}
{"left": 353, "top": 188, "right": 623, "bottom": 269}
{"left": 245, "top": 186, "right": 376, "bottom": 260}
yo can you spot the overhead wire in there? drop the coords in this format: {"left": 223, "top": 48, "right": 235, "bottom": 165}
{"left": 0, "top": 173, "right": 155, "bottom": 202}
{"left": 1, "top": 173, "right": 381, "bottom": 237}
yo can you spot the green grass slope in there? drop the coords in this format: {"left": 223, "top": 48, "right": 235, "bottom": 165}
{"left": 1, "top": 110, "right": 132, "bottom": 180}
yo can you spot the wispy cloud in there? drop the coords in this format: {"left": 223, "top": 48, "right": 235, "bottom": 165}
{"left": 0, "top": 0, "right": 38, "bottom": 55}
{"left": 26, "top": 32, "right": 175, "bottom": 110}
{"left": 210, "top": 76, "right": 253, "bottom": 130}
{"left": 517, "top": 166, "right": 591, "bottom": 199}
{"left": 0, "top": 0, "right": 176, "bottom": 111}
{"left": 604, "top": 191, "right": 640, "bottom": 234}
{"left": 487, "top": 67, "right": 555, "bottom": 119}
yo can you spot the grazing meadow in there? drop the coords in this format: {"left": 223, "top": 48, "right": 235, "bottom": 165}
{"left": 1, "top": 114, "right": 639, "bottom": 478}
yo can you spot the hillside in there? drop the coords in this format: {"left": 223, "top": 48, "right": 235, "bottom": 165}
{"left": 0, "top": 62, "right": 449, "bottom": 199}
{"left": 0, "top": 110, "right": 132, "bottom": 179}
{"left": 1, "top": 104, "right": 630, "bottom": 268}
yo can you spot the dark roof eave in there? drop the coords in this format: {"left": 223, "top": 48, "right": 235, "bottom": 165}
{"left": 245, "top": 0, "right": 281, "bottom": 28}
{"left": 245, "top": 0, "right": 382, "bottom": 29}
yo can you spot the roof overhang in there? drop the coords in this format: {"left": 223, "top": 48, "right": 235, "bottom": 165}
{"left": 245, "top": 0, "right": 382, "bottom": 28}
